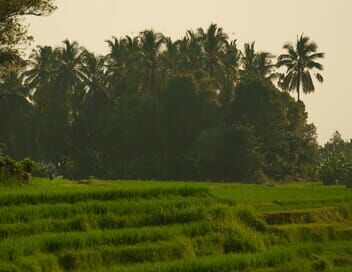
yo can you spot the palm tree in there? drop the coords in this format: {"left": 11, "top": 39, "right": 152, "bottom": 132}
{"left": 241, "top": 42, "right": 278, "bottom": 81}
{"left": 241, "top": 42, "right": 257, "bottom": 75}
{"left": 56, "top": 40, "right": 84, "bottom": 118}
{"left": 139, "top": 30, "right": 164, "bottom": 111}
{"left": 179, "top": 30, "right": 202, "bottom": 72}
{"left": 161, "top": 37, "right": 180, "bottom": 76}
{"left": 105, "top": 35, "right": 143, "bottom": 97}
{"left": 57, "top": 40, "right": 83, "bottom": 94}
{"left": 76, "top": 51, "right": 111, "bottom": 157}
{"left": 24, "top": 46, "right": 59, "bottom": 105}
{"left": 255, "top": 52, "right": 277, "bottom": 80}
{"left": 222, "top": 40, "right": 241, "bottom": 79}
{"left": 79, "top": 51, "right": 110, "bottom": 109}
{"left": 277, "top": 34, "right": 324, "bottom": 101}
{"left": 219, "top": 40, "right": 241, "bottom": 105}
{"left": 198, "top": 24, "right": 228, "bottom": 77}
{"left": 105, "top": 36, "right": 127, "bottom": 96}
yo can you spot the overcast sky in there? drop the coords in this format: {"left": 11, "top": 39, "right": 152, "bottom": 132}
{"left": 27, "top": 0, "right": 352, "bottom": 143}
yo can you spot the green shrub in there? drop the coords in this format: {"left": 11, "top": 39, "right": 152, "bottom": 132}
{"left": 0, "top": 157, "right": 35, "bottom": 186}
{"left": 319, "top": 154, "right": 352, "bottom": 187}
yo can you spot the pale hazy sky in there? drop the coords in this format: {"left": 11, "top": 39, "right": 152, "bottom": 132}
{"left": 27, "top": 0, "right": 352, "bottom": 143}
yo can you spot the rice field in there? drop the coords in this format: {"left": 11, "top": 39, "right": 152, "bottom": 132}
{"left": 0, "top": 178, "right": 352, "bottom": 272}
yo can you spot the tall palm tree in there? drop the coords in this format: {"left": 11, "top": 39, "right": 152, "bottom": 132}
{"left": 241, "top": 42, "right": 257, "bottom": 75}
{"left": 105, "top": 37, "right": 125, "bottom": 64}
{"left": 277, "top": 34, "right": 324, "bottom": 101}
{"left": 161, "top": 37, "right": 180, "bottom": 76}
{"left": 219, "top": 40, "right": 241, "bottom": 105}
{"left": 77, "top": 51, "right": 111, "bottom": 154}
{"left": 56, "top": 40, "right": 84, "bottom": 118}
{"left": 105, "top": 36, "right": 127, "bottom": 96}
{"left": 79, "top": 51, "right": 110, "bottom": 106}
{"left": 222, "top": 40, "right": 241, "bottom": 80}
{"left": 124, "top": 35, "right": 141, "bottom": 66}
{"left": 241, "top": 42, "right": 278, "bottom": 81}
{"left": 255, "top": 52, "right": 277, "bottom": 80}
{"left": 24, "top": 46, "right": 59, "bottom": 105}
{"left": 139, "top": 30, "right": 164, "bottom": 111}
{"left": 123, "top": 35, "right": 144, "bottom": 93}
{"left": 197, "top": 24, "right": 228, "bottom": 77}
{"left": 179, "top": 30, "right": 202, "bottom": 73}
{"left": 105, "top": 35, "right": 142, "bottom": 96}
{"left": 57, "top": 40, "right": 83, "bottom": 94}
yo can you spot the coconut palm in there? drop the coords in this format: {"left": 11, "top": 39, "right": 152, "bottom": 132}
{"left": 255, "top": 52, "right": 277, "bottom": 80}
{"left": 139, "top": 30, "right": 164, "bottom": 110}
{"left": 161, "top": 37, "right": 180, "bottom": 76}
{"left": 55, "top": 40, "right": 84, "bottom": 118}
{"left": 219, "top": 40, "right": 241, "bottom": 105}
{"left": 123, "top": 35, "right": 144, "bottom": 93}
{"left": 241, "top": 42, "right": 257, "bottom": 76}
{"left": 24, "top": 46, "right": 59, "bottom": 105}
{"left": 198, "top": 24, "right": 228, "bottom": 77}
{"left": 75, "top": 51, "right": 111, "bottom": 157}
{"left": 241, "top": 42, "right": 277, "bottom": 81}
{"left": 277, "top": 34, "right": 324, "bottom": 101}
{"left": 222, "top": 40, "right": 241, "bottom": 79}
{"left": 105, "top": 37, "right": 128, "bottom": 96}
{"left": 57, "top": 40, "right": 83, "bottom": 94}
{"left": 79, "top": 51, "right": 109, "bottom": 106}
{"left": 179, "top": 30, "right": 202, "bottom": 72}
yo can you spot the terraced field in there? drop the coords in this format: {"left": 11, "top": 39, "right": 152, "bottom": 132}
{"left": 0, "top": 179, "right": 352, "bottom": 272}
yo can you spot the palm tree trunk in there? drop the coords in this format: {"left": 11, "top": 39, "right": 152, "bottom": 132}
{"left": 297, "top": 71, "right": 301, "bottom": 102}
{"left": 297, "top": 85, "right": 300, "bottom": 101}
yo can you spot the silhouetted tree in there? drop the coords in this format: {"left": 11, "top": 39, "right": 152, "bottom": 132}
{"left": 278, "top": 34, "right": 324, "bottom": 101}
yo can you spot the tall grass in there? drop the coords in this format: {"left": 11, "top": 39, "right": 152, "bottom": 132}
{"left": 58, "top": 239, "right": 196, "bottom": 270}
{"left": 0, "top": 221, "right": 213, "bottom": 261}
{"left": 106, "top": 243, "right": 323, "bottom": 272}
{"left": 0, "top": 186, "right": 209, "bottom": 206}
{"left": 0, "top": 206, "right": 211, "bottom": 239}
{"left": 0, "top": 197, "right": 216, "bottom": 224}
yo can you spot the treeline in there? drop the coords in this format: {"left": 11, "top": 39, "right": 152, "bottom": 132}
{"left": 0, "top": 25, "right": 326, "bottom": 182}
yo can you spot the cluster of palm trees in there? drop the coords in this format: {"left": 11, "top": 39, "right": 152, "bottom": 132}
{"left": 0, "top": 24, "right": 326, "bottom": 180}
{"left": 0, "top": 24, "right": 324, "bottom": 106}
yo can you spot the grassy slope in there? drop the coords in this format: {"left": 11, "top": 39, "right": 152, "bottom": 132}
{"left": 0, "top": 178, "right": 351, "bottom": 272}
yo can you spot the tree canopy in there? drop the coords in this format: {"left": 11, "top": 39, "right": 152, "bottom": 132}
{"left": 0, "top": 0, "right": 56, "bottom": 46}
{"left": 0, "top": 0, "right": 56, "bottom": 82}
{"left": 0, "top": 25, "right": 326, "bottom": 182}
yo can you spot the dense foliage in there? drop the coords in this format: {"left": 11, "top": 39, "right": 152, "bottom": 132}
{"left": 0, "top": 156, "right": 35, "bottom": 185}
{"left": 0, "top": 0, "right": 56, "bottom": 81}
{"left": 319, "top": 132, "right": 352, "bottom": 186}
{"left": 0, "top": 24, "right": 325, "bottom": 182}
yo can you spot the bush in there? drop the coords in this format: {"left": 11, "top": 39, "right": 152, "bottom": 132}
{"left": 319, "top": 153, "right": 352, "bottom": 187}
{"left": 0, "top": 156, "right": 35, "bottom": 186}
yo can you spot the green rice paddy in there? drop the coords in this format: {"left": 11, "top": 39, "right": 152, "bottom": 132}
{"left": 0, "top": 178, "right": 351, "bottom": 271}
